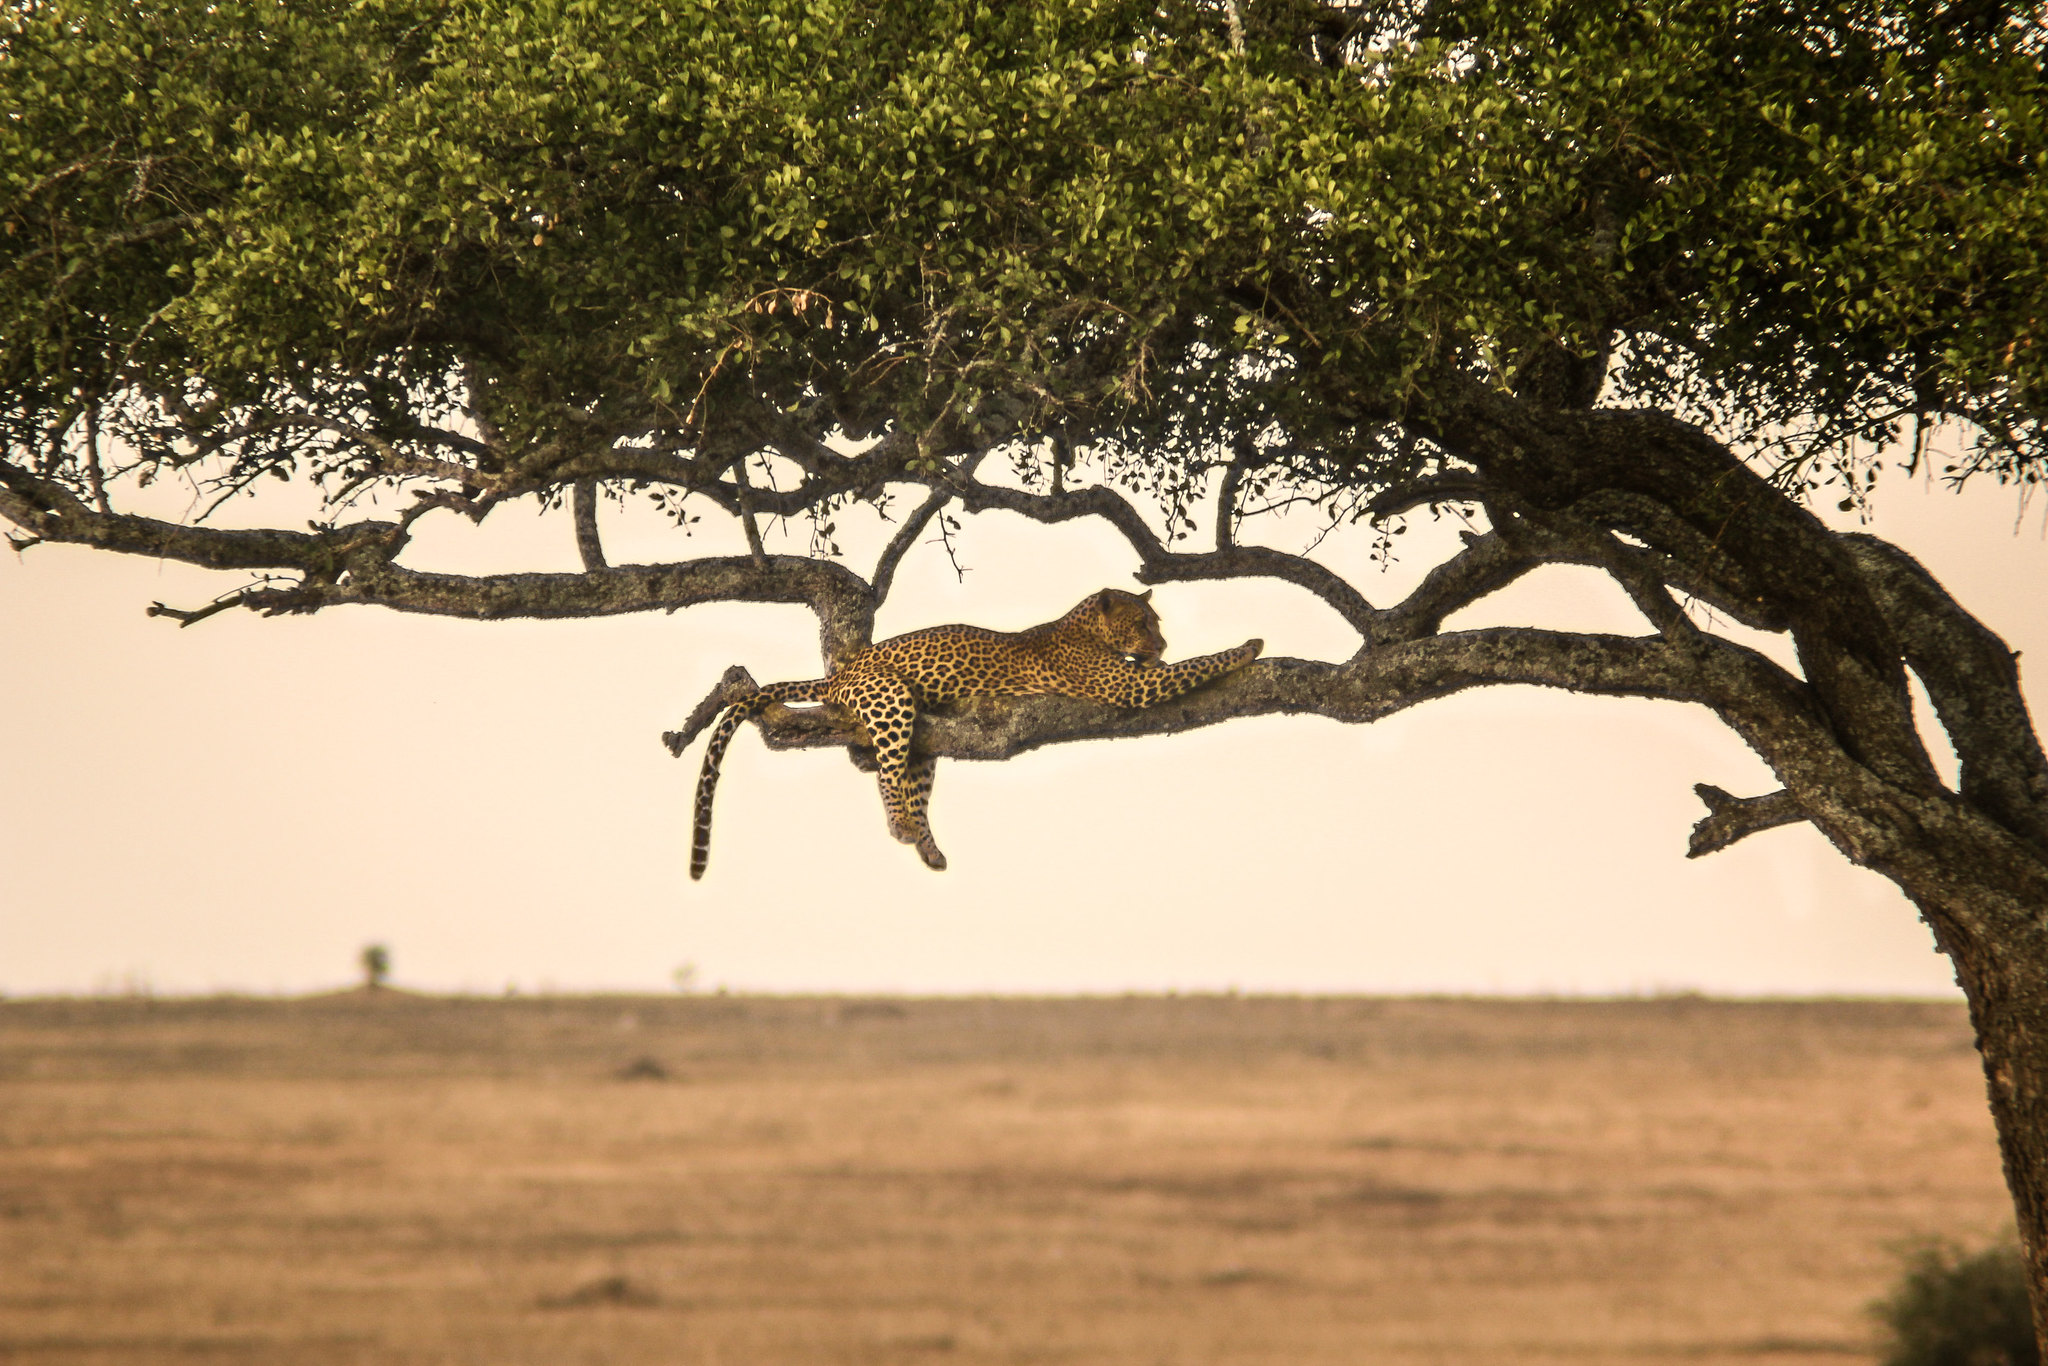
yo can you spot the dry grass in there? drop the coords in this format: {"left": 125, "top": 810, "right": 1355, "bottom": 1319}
{"left": 0, "top": 993, "right": 2010, "bottom": 1365}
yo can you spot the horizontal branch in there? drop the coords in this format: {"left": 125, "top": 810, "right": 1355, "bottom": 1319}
{"left": 0, "top": 460, "right": 878, "bottom": 662}
{"left": 0, "top": 459, "right": 397, "bottom": 573}
{"left": 668, "top": 627, "right": 1727, "bottom": 767}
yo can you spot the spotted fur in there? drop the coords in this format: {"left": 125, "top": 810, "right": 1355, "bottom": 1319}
{"left": 690, "top": 588, "right": 1262, "bottom": 878}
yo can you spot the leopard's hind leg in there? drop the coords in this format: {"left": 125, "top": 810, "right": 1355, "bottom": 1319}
{"left": 899, "top": 754, "right": 945, "bottom": 871}
{"left": 832, "top": 668, "right": 946, "bottom": 871}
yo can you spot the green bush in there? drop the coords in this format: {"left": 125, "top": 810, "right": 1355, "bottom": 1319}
{"left": 1873, "top": 1240, "right": 2039, "bottom": 1366}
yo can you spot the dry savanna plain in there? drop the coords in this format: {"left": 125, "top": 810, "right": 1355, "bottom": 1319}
{"left": 0, "top": 993, "right": 2015, "bottom": 1366}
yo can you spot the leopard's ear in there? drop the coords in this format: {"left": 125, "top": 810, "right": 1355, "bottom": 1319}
{"left": 1093, "top": 588, "right": 1120, "bottom": 612}
{"left": 1136, "top": 590, "right": 1152, "bottom": 603}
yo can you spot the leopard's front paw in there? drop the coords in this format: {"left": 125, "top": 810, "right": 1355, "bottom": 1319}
{"left": 916, "top": 838, "right": 948, "bottom": 872}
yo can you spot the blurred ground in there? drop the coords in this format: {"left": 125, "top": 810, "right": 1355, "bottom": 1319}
{"left": 0, "top": 993, "right": 2010, "bottom": 1365}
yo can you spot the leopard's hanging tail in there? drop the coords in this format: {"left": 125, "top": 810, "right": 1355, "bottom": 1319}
{"left": 691, "top": 679, "right": 829, "bottom": 881}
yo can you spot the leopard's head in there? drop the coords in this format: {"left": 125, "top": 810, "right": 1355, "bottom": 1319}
{"left": 1088, "top": 588, "right": 1166, "bottom": 664}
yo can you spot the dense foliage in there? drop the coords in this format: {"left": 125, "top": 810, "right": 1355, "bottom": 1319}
{"left": 1875, "top": 1240, "right": 2041, "bottom": 1366}
{"left": 4, "top": 0, "right": 2043, "bottom": 543}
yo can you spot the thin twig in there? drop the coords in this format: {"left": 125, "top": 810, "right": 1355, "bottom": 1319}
{"left": 733, "top": 458, "right": 768, "bottom": 567}
{"left": 82, "top": 405, "right": 110, "bottom": 514}
{"left": 872, "top": 487, "right": 951, "bottom": 606}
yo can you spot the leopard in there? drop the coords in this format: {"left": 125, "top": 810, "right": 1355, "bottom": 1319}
{"left": 689, "top": 588, "right": 1262, "bottom": 878}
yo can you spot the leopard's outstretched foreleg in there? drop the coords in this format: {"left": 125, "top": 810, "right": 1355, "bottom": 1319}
{"left": 1086, "top": 638, "right": 1263, "bottom": 708}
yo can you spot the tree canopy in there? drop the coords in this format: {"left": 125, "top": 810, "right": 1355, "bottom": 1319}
{"left": 6, "top": 0, "right": 2043, "bottom": 586}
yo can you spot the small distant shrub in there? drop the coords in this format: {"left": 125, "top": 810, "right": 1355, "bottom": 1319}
{"left": 542, "top": 1275, "right": 658, "bottom": 1309}
{"left": 616, "top": 1056, "right": 668, "bottom": 1082}
{"left": 360, "top": 943, "right": 390, "bottom": 991}
{"left": 1873, "top": 1239, "right": 2039, "bottom": 1366}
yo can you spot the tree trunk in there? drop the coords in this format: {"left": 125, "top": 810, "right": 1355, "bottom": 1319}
{"left": 1929, "top": 886, "right": 2048, "bottom": 1356}
{"left": 1424, "top": 379, "right": 2048, "bottom": 1339}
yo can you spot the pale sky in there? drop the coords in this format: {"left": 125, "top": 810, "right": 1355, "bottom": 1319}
{"left": 2, "top": 451, "right": 2042, "bottom": 998}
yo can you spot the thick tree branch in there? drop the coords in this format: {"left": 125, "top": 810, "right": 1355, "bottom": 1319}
{"left": 1844, "top": 533, "right": 2048, "bottom": 852}
{"left": 313, "top": 556, "right": 879, "bottom": 660}
{"left": 1560, "top": 488, "right": 1796, "bottom": 634}
{"left": 672, "top": 628, "right": 1731, "bottom": 768}
{"left": 1140, "top": 544, "right": 1382, "bottom": 642}
{"left": 1368, "top": 475, "right": 1489, "bottom": 520}
{"left": 663, "top": 665, "right": 762, "bottom": 756}
{"left": 957, "top": 480, "right": 1381, "bottom": 639}
{"left": 1687, "top": 784, "right": 1809, "bottom": 857}
{"left": 1507, "top": 501, "right": 1698, "bottom": 641}
{"left": 0, "top": 461, "right": 878, "bottom": 661}
{"left": 663, "top": 664, "right": 858, "bottom": 761}
{"left": 957, "top": 480, "right": 1165, "bottom": 558}
{"left": 0, "top": 459, "right": 397, "bottom": 574}
{"left": 1373, "top": 521, "right": 1596, "bottom": 643}
{"left": 1415, "top": 379, "right": 1941, "bottom": 795}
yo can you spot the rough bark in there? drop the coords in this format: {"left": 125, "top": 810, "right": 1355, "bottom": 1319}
{"left": 570, "top": 479, "right": 607, "bottom": 572}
